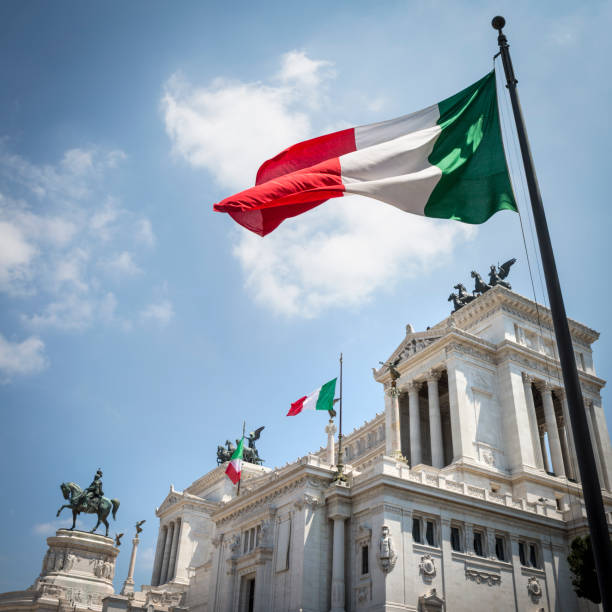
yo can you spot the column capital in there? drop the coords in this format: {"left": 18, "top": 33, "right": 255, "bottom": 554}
{"left": 521, "top": 372, "right": 534, "bottom": 385}
{"left": 406, "top": 380, "right": 422, "bottom": 393}
{"left": 584, "top": 398, "right": 594, "bottom": 409}
{"left": 385, "top": 385, "right": 400, "bottom": 398}
{"left": 556, "top": 387, "right": 567, "bottom": 400}
{"left": 426, "top": 369, "right": 442, "bottom": 382}
{"left": 535, "top": 379, "right": 553, "bottom": 393}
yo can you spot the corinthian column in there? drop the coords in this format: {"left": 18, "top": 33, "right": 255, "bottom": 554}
{"left": 558, "top": 390, "right": 578, "bottom": 482}
{"left": 522, "top": 373, "right": 544, "bottom": 470}
{"left": 159, "top": 521, "right": 174, "bottom": 585}
{"left": 427, "top": 370, "right": 444, "bottom": 468}
{"left": 539, "top": 382, "right": 565, "bottom": 477}
{"left": 408, "top": 381, "right": 422, "bottom": 467}
{"left": 386, "top": 386, "right": 404, "bottom": 461}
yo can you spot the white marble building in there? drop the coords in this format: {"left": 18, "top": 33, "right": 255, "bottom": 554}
{"left": 124, "top": 286, "right": 612, "bottom": 611}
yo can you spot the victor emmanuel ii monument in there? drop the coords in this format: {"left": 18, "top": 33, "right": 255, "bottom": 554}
{"left": 127, "top": 282, "right": 611, "bottom": 611}
{"left": 2, "top": 281, "right": 612, "bottom": 611}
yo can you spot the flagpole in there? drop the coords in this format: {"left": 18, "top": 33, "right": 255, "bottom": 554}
{"left": 492, "top": 16, "right": 612, "bottom": 607}
{"left": 237, "top": 420, "right": 245, "bottom": 497}
{"left": 334, "top": 353, "right": 347, "bottom": 482}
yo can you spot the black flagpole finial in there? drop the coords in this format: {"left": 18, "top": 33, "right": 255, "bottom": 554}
{"left": 491, "top": 16, "right": 505, "bottom": 31}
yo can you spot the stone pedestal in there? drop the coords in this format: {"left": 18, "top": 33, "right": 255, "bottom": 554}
{"left": 29, "top": 529, "right": 118, "bottom": 610}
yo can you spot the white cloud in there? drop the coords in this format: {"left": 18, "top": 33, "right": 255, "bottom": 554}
{"left": 163, "top": 51, "right": 477, "bottom": 317}
{"left": 0, "top": 333, "right": 47, "bottom": 382}
{"left": 140, "top": 299, "right": 174, "bottom": 326}
{"left": 0, "top": 147, "right": 164, "bottom": 347}
{"left": 90, "top": 198, "right": 122, "bottom": 241}
{"left": 234, "top": 196, "right": 474, "bottom": 316}
{"left": 24, "top": 294, "right": 96, "bottom": 331}
{"left": 33, "top": 517, "right": 85, "bottom": 536}
{"left": 135, "top": 218, "right": 156, "bottom": 247}
{"left": 278, "top": 50, "right": 333, "bottom": 88}
{"left": 102, "top": 251, "right": 142, "bottom": 277}
{"left": 162, "top": 54, "right": 335, "bottom": 189}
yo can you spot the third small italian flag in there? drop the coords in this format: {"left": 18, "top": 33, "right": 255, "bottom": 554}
{"left": 225, "top": 437, "right": 244, "bottom": 484}
{"left": 287, "top": 378, "right": 337, "bottom": 416}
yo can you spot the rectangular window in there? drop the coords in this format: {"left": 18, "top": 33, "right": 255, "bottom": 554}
{"left": 495, "top": 536, "right": 505, "bottom": 561}
{"left": 473, "top": 531, "right": 484, "bottom": 557}
{"left": 519, "top": 542, "right": 526, "bottom": 566}
{"left": 425, "top": 521, "right": 435, "bottom": 546}
{"left": 529, "top": 544, "right": 539, "bottom": 568}
{"left": 412, "top": 518, "right": 422, "bottom": 544}
{"left": 361, "top": 545, "right": 369, "bottom": 575}
{"left": 450, "top": 527, "right": 461, "bottom": 552}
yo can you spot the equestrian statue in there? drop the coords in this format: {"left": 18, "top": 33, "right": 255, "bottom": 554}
{"left": 56, "top": 469, "right": 120, "bottom": 537}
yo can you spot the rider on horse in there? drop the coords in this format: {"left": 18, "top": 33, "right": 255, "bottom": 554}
{"left": 75, "top": 469, "right": 104, "bottom": 512}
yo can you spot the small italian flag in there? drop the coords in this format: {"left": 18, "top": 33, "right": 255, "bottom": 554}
{"left": 287, "top": 378, "right": 337, "bottom": 416}
{"left": 214, "top": 71, "right": 516, "bottom": 236}
{"left": 225, "top": 437, "right": 244, "bottom": 485}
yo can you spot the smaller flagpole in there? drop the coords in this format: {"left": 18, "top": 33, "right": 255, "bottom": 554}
{"left": 334, "top": 353, "right": 347, "bottom": 482}
{"left": 236, "top": 421, "right": 246, "bottom": 497}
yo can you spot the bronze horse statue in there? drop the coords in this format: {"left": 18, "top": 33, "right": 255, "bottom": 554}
{"left": 57, "top": 482, "right": 120, "bottom": 537}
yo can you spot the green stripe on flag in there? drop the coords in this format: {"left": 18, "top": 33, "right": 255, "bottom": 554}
{"left": 425, "top": 71, "right": 517, "bottom": 223}
{"left": 316, "top": 378, "right": 337, "bottom": 411}
{"left": 231, "top": 437, "right": 244, "bottom": 460}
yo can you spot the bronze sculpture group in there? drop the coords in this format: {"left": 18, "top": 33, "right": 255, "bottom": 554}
{"left": 448, "top": 258, "right": 516, "bottom": 312}
{"left": 216, "top": 426, "right": 265, "bottom": 465}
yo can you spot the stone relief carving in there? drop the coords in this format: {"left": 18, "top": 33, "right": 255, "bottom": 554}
{"left": 377, "top": 526, "right": 397, "bottom": 573}
{"left": 229, "top": 534, "right": 241, "bottom": 554}
{"left": 356, "top": 584, "right": 370, "bottom": 604}
{"left": 527, "top": 576, "right": 542, "bottom": 601}
{"left": 419, "top": 554, "right": 436, "bottom": 581}
{"left": 465, "top": 568, "right": 501, "bottom": 586}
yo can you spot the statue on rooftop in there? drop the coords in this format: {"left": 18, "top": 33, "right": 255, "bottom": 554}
{"left": 488, "top": 257, "right": 516, "bottom": 289}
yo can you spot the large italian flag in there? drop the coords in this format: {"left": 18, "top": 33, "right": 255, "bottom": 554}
{"left": 225, "top": 437, "right": 244, "bottom": 484}
{"left": 287, "top": 378, "right": 337, "bottom": 416}
{"left": 214, "top": 71, "right": 516, "bottom": 236}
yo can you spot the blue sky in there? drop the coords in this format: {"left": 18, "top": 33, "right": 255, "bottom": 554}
{"left": 1, "top": 0, "right": 611, "bottom": 593}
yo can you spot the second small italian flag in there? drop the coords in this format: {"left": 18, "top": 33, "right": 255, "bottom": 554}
{"left": 287, "top": 378, "right": 337, "bottom": 416}
{"left": 225, "top": 437, "right": 244, "bottom": 484}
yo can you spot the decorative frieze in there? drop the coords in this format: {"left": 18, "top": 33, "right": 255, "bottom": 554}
{"left": 465, "top": 568, "right": 501, "bottom": 586}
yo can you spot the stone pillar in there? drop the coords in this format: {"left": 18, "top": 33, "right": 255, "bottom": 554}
{"left": 120, "top": 535, "right": 139, "bottom": 595}
{"left": 330, "top": 517, "right": 346, "bottom": 612}
{"left": 426, "top": 370, "right": 444, "bottom": 468}
{"left": 159, "top": 521, "right": 174, "bottom": 585}
{"left": 539, "top": 382, "right": 565, "bottom": 477}
{"left": 386, "top": 386, "right": 404, "bottom": 461}
{"left": 168, "top": 518, "right": 181, "bottom": 582}
{"left": 585, "top": 399, "right": 606, "bottom": 489}
{"left": 408, "top": 381, "right": 422, "bottom": 467}
{"left": 558, "top": 390, "right": 579, "bottom": 482}
{"left": 326, "top": 486, "right": 351, "bottom": 612}
{"left": 522, "top": 373, "right": 544, "bottom": 470}
{"left": 151, "top": 525, "right": 166, "bottom": 586}
{"left": 464, "top": 523, "right": 474, "bottom": 555}
{"left": 539, "top": 425, "right": 552, "bottom": 473}
{"left": 326, "top": 418, "right": 337, "bottom": 466}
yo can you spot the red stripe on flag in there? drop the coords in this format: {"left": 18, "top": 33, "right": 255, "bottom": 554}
{"left": 225, "top": 461, "right": 241, "bottom": 484}
{"left": 287, "top": 395, "right": 307, "bottom": 416}
{"left": 256, "top": 128, "right": 356, "bottom": 184}
{"left": 214, "top": 158, "right": 345, "bottom": 236}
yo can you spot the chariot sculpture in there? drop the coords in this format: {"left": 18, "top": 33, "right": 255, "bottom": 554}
{"left": 448, "top": 258, "right": 516, "bottom": 312}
